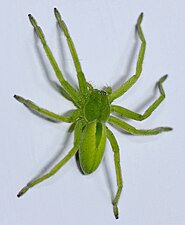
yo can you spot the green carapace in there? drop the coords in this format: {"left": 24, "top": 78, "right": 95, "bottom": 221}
{"left": 15, "top": 8, "right": 172, "bottom": 219}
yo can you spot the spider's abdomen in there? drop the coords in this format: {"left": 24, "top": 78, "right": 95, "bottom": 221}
{"left": 84, "top": 89, "right": 110, "bottom": 122}
{"left": 79, "top": 121, "right": 106, "bottom": 174}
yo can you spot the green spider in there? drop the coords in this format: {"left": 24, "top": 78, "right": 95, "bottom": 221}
{"left": 14, "top": 8, "right": 172, "bottom": 219}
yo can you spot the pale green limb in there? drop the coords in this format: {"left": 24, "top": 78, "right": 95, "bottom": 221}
{"left": 14, "top": 95, "right": 80, "bottom": 122}
{"left": 17, "top": 120, "right": 83, "bottom": 197}
{"left": 54, "top": 8, "right": 88, "bottom": 95}
{"left": 111, "top": 75, "right": 168, "bottom": 121}
{"left": 28, "top": 14, "right": 81, "bottom": 106}
{"left": 109, "top": 13, "right": 146, "bottom": 103}
{"left": 106, "top": 127, "right": 123, "bottom": 219}
{"left": 108, "top": 116, "right": 172, "bottom": 135}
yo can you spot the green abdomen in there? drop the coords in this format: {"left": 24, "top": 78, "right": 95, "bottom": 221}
{"left": 79, "top": 122, "right": 106, "bottom": 174}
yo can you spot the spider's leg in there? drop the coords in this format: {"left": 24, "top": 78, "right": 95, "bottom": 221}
{"left": 54, "top": 8, "right": 88, "bottom": 96}
{"left": 14, "top": 95, "right": 80, "bottom": 122}
{"left": 108, "top": 116, "right": 172, "bottom": 135}
{"left": 28, "top": 14, "right": 81, "bottom": 106}
{"left": 109, "top": 13, "right": 146, "bottom": 103}
{"left": 17, "top": 120, "right": 83, "bottom": 197}
{"left": 111, "top": 75, "right": 168, "bottom": 121}
{"left": 106, "top": 127, "right": 123, "bottom": 219}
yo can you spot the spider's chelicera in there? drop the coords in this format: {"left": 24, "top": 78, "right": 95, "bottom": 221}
{"left": 14, "top": 8, "right": 172, "bottom": 219}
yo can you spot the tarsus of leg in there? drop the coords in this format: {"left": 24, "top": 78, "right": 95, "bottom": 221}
{"left": 14, "top": 95, "right": 80, "bottom": 122}
{"left": 54, "top": 8, "right": 88, "bottom": 96}
{"left": 111, "top": 75, "right": 168, "bottom": 121}
{"left": 108, "top": 116, "right": 173, "bottom": 135}
{"left": 106, "top": 127, "right": 123, "bottom": 219}
{"left": 109, "top": 13, "right": 146, "bottom": 103}
{"left": 17, "top": 121, "right": 83, "bottom": 197}
{"left": 28, "top": 14, "right": 81, "bottom": 106}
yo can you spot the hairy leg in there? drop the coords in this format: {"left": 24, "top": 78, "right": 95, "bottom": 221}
{"left": 106, "top": 127, "right": 123, "bottom": 219}
{"left": 54, "top": 8, "right": 88, "bottom": 96}
{"left": 17, "top": 120, "right": 83, "bottom": 197}
{"left": 111, "top": 75, "right": 168, "bottom": 121}
{"left": 14, "top": 95, "right": 80, "bottom": 122}
{"left": 108, "top": 116, "right": 172, "bottom": 135}
{"left": 109, "top": 13, "right": 146, "bottom": 103}
{"left": 28, "top": 14, "right": 81, "bottom": 106}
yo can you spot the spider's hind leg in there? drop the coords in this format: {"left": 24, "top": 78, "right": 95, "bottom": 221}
{"left": 106, "top": 127, "right": 123, "bottom": 219}
{"left": 17, "top": 121, "right": 83, "bottom": 197}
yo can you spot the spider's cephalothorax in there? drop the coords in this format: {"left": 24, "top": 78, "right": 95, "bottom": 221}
{"left": 15, "top": 8, "right": 172, "bottom": 219}
{"left": 83, "top": 89, "right": 110, "bottom": 122}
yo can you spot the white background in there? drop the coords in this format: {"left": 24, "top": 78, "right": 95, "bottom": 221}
{"left": 1, "top": 1, "right": 184, "bottom": 225}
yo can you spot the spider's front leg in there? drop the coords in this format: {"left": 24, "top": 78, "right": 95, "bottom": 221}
{"left": 111, "top": 75, "right": 168, "bottom": 121}
{"left": 17, "top": 120, "right": 83, "bottom": 197}
{"left": 109, "top": 13, "right": 146, "bottom": 103}
{"left": 54, "top": 8, "right": 88, "bottom": 96}
{"left": 28, "top": 14, "right": 81, "bottom": 106}
{"left": 14, "top": 95, "right": 80, "bottom": 122}
{"left": 106, "top": 127, "right": 123, "bottom": 219}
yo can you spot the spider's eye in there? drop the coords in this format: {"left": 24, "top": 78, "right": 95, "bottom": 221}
{"left": 99, "top": 90, "right": 107, "bottom": 96}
